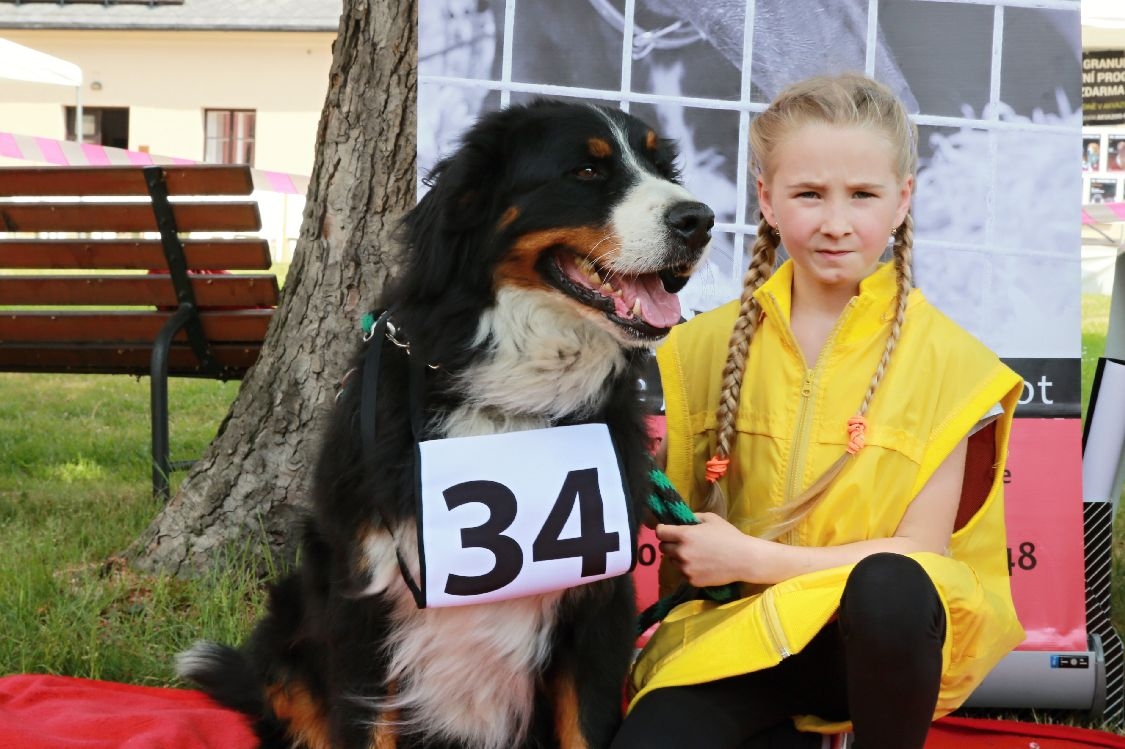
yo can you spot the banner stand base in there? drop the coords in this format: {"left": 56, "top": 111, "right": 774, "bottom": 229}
{"left": 963, "top": 636, "right": 1105, "bottom": 714}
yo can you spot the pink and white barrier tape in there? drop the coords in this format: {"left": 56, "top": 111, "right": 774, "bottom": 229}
{"left": 0, "top": 131, "right": 309, "bottom": 195}
{"left": 1082, "top": 201, "right": 1125, "bottom": 225}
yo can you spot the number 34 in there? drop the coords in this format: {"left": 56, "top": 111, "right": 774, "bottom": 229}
{"left": 442, "top": 468, "right": 623, "bottom": 597}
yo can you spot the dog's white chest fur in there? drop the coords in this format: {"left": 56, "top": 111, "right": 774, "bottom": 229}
{"left": 381, "top": 578, "right": 565, "bottom": 748}
{"left": 362, "top": 490, "right": 562, "bottom": 748}
{"left": 358, "top": 287, "right": 630, "bottom": 747}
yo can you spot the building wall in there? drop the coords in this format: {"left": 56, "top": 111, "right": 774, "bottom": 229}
{"left": 0, "top": 28, "right": 334, "bottom": 177}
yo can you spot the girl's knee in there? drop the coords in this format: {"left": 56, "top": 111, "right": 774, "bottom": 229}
{"left": 840, "top": 553, "right": 945, "bottom": 645}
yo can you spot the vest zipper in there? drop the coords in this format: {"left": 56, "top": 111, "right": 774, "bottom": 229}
{"left": 762, "top": 583, "right": 842, "bottom": 661}
{"left": 781, "top": 298, "right": 858, "bottom": 510}
{"left": 761, "top": 586, "right": 792, "bottom": 658}
{"left": 785, "top": 372, "right": 816, "bottom": 509}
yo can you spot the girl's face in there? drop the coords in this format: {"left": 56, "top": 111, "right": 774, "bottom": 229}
{"left": 757, "top": 123, "right": 913, "bottom": 302}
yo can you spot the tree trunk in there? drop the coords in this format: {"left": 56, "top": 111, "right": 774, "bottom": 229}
{"left": 128, "top": 0, "right": 417, "bottom": 576}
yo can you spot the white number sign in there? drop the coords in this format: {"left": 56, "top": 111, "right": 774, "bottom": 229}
{"left": 416, "top": 423, "right": 635, "bottom": 607}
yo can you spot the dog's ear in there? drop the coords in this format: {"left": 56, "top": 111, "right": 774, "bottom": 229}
{"left": 417, "top": 142, "right": 496, "bottom": 232}
{"left": 397, "top": 115, "right": 509, "bottom": 302}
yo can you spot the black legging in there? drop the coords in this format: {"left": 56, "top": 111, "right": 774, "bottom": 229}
{"left": 610, "top": 553, "right": 947, "bottom": 749}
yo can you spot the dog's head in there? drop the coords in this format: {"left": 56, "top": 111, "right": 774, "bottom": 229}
{"left": 393, "top": 100, "right": 712, "bottom": 353}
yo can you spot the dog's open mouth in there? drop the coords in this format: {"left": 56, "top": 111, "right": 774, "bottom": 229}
{"left": 542, "top": 250, "right": 689, "bottom": 339}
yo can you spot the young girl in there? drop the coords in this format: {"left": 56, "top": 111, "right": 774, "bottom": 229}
{"left": 611, "top": 73, "right": 1024, "bottom": 749}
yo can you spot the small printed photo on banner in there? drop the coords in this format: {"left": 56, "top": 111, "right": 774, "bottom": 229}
{"left": 1084, "top": 135, "right": 1103, "bottom": 171}
{"left": 1089, "top": 177, "right": 1119, "bottom": 204}
{"left": 1108, "top": 135, "right": 1125, "bottom": 171}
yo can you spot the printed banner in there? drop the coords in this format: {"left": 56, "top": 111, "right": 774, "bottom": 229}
{"left": 1084, "top": 50, "right": 1125, "bottom": 126}
{"left": 1004, "top": 359, "right": 1082, "bottom": 419}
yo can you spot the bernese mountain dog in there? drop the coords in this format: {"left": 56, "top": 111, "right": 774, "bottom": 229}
{"left": 177, "top": 99, "right": 713, "bottom": 749}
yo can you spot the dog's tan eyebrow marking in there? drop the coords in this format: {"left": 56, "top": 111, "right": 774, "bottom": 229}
{"left": 645, "top": 130, "right": 658, "bottom": 150}
{"left": 498, "top": 206, "right": 520, "bottom": 230}
{"left": 587, "top": 137, "right": 613, "bottom": 158}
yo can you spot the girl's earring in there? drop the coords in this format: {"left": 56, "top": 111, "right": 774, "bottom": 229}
{"left": 773, "top": 224, "right": 781, "bottom": 238}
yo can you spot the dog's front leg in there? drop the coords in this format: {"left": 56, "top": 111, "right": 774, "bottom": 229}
{"left": 546, "top": 576, "right": 637, "bottom": 749}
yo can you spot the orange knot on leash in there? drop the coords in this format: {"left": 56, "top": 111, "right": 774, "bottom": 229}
{"left": 705, "top": 455, "right": 730, "bottom": 483}
{"left": 846, "top": 416, "right": 868, "bottom": 455}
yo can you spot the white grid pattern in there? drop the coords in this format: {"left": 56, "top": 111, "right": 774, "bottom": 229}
{"left": 418, "top": 0, "right": 1082, "bottom": 356}
{"left": 420, "top": 0, "right": 1078, "bottom": 262}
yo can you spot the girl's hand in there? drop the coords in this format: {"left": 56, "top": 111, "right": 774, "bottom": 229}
{"left": 656, "top": 513, "right": 775, "bottom": 587}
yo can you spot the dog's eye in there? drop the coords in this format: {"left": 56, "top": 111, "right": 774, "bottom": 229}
{"left": 572, "top": 165, "right": 603, "bottom": 181}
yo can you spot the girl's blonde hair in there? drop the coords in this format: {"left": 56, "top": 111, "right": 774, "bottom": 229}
{"left": 701, "top": 72, "right": 918, "bottom": 540}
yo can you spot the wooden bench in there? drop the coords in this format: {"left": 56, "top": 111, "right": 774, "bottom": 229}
{"left": 0, "top": 164, "right": 280, "bottom": 500}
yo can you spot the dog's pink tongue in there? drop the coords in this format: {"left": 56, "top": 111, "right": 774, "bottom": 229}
{"left": 616, "top": 274, "right": 682, "bottom": 328}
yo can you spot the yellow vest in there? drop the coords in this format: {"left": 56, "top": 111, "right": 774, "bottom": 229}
{"left": 633, "top": 260, "right": 1025, "bottom": 733}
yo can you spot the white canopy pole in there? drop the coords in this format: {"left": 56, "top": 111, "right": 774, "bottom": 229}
{"left": 0, "top": 37, "right": 84, "bottom": 141}
{"left": 75, "top": 83, "right": 83, "bottom": 143}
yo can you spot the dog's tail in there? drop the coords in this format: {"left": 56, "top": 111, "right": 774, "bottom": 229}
{"left": 176, "top": 641, "right": 266, "bottom": 717}
{"left": 177, "top": 641, "right": 293, "bottom": 746}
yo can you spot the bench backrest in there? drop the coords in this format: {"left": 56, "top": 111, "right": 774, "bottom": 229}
{"left": 0, "top": 164, "right": 280, "bottom": 379}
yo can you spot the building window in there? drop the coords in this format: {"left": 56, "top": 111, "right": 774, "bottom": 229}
{"left": 64, "top": 106, "right": 129, "bottom": 148}
{"left": 204, "top": 109, "right": 256, "bottom": 165}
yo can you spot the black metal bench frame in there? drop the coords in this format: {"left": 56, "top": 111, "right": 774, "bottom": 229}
{"left": 0, "top": 163, "right": 278, "bottom": 500}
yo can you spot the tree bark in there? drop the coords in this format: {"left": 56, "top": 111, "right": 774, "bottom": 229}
{"left": 128, "top": 0, "right": 417, "bottom": 576}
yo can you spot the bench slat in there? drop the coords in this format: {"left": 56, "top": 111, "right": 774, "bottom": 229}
{"left": 0, "top": 274, "right": 280, "bottom": 307}
{"left": 0, "top": 310, "right": 273, "bottom": 343}
{"left": 0, "top": 343, "right": 262, "bottom": 378}
{"left": 0, "top": 166, "right": 255, "bottom": 197}
{"left": 0, "top": 239, "right": 273, "bottom": 270}
{"left": 0, "top": 202, "right": 262, "bottom": 233}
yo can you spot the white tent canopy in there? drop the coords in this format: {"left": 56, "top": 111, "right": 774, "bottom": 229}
{"left": 0, "top": 37, "right": 83, "bottom": 141}
{"left": 1084, "top": 0, "right": 1125, "bottom": 29}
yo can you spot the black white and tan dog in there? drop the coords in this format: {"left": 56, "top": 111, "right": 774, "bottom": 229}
{"left": 177, "top": 99, "right": 712, "bottom": 749}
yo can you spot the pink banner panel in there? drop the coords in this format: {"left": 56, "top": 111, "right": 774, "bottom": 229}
{"left": 1004, "top": 418, "right": 1088, "bottom": 652}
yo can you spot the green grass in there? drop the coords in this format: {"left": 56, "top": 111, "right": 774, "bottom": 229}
{"left": 0, "top": 291, "right": 1120, "bottom": 727}
{"left": 1082, "top": 294, "right": 1125, "bottom": 673}
{"left": 0, "top": 373, "right": 272, "bottom": 685}
{"left": 0, "top": 262, "right": 291, "bottom": 684}
{"left": 1082, "top": 292, "right": 1112, "bottom": 417}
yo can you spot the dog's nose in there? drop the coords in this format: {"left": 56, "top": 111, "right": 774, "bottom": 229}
{"left": 665, "top": 201, "right": 715, "bottom": 253}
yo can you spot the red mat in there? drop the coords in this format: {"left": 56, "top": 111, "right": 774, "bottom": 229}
{"left": 0, "top": 674, "right": 257, "bottom": 749}
{"left": 0, "top": 674, "right": 1122, "bottom": 748}
{"left": 929, "top": 716, "right": 1125, "bottom": 748}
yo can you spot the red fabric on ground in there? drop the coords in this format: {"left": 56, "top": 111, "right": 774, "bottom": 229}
{"left": 1, "top": 674, "right": 1123, "bottom": 748}
{"left": 929, "top": 716, "right": 1125, "bottom": 748}
{"left": 0, "top": 674, "right": 258, "bottom": 749}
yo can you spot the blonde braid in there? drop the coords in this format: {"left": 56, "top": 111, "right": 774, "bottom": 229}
{"left": 859, "top": 213, "right": 914, "bottom": 416}
{"left": 699, "top": 218, "right": 778, "bottom": 518}
{"left": 758, "top": 213, "right": 916, "bottom": 541}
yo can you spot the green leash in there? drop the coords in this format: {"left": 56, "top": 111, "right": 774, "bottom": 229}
{"left": 638, "top": 465, "right": 739, "bottom": 635}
